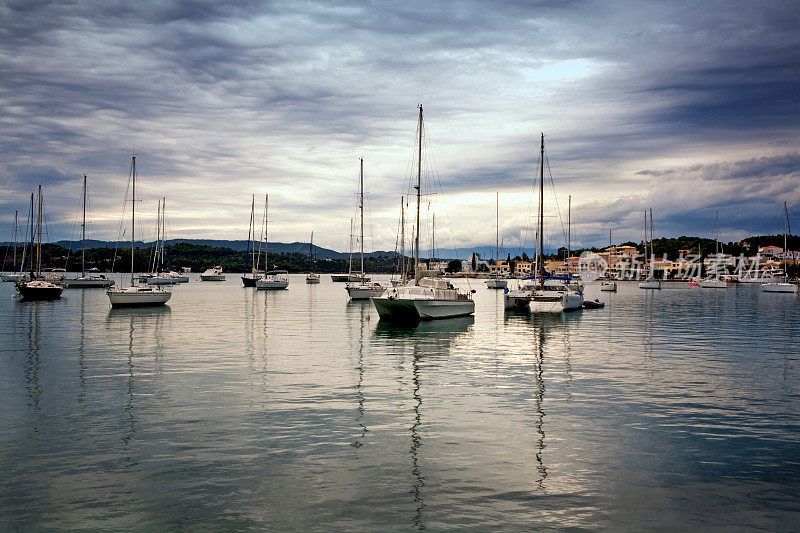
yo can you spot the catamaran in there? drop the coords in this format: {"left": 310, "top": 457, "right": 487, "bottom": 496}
{"left": 347, "top": 158, "right": 384, "bottom": 299}
{"left": 504, "top": 134, "right": 584, "bottom": 312}
{"left": 371, "top": 105, "right": 475, "bottom": 321}
{"left": 16, "top": 186, "right": 65, "bottom": 300}
{"left": 107, "top": 156, "right": 171, "bottom": 308}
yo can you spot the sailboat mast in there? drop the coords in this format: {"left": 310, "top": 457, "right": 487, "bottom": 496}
{"left": 36, "top": 185, "right": 42, "bottom": 276}
{"left": 715, "top": 210, "right": 720, "bottom": 256}
{"left": 432, "top": 213, "right": 435, "bottom": 266}
{"left": 538, "top": 133, "right": 545, "bottom": 288}
{"left": 13, "top": 210, "right": 18, "bottom": 272}
{"left": 649, "top": 208, "right": 654, "bottom": 273}
{"left": 82, "top": 174, "right": 87, "bottom": 276}
{"left": 414, "top": 105, "right": 422, "bottom": 282}
{"left": 359, "top": 158, "right": 364, "bottom": 278}
{"left": 26, "top": 193, "right": 34, "bottom": 275}
{"left": 568, "top": 194, "right": 571, "bottom": 260}
{"left": 131, "top": 156, "right": 136, "bottom": 286}
{"left": 400, "top": 196, "right": 405, "bottom": 279}
{"left": 309, "top": 231, "right": 314, "bottom": 273}
{"left": 161, "top": 197, "right": 166, "bottom": 268}
{"left": 265, "top": 194, "right": 269, "bottom": 271}
{"left": 153, "top": 199, "right": 161, "bottom": 274}
{"left": 784, "top": 202, "right": 788, "bottom": 270}
{"left": 496, "top": 192, "right": 499, "bottom": 263}
{"left": 643, "top": 211, "right": 647, "bottom": 277}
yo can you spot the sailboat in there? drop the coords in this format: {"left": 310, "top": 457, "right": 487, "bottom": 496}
{"left": 256, "top": 195, "right": 289, "bottom": 289}
{"left": 143, "top": 198, "right": 188, "bottom": 285}
{"left": 64, "top": 175, "right": 115, "bottom": 288}
{"left": 371, "top": 105, "right": 475, "bottom": 321}
{"left": 763, "top": 202, "right": 797, "bottom": 293}
{"left": 699, "top": 211, "right": 728, "bottom": 288}
{"left": 347, "top": 158, "right": 384, "bottom": 299}
{"left": 242, "top": 194, "right": 259, "bottom": 287}
{"left": 2, "top": 209, "right": 30, "bottom": 282}
{"left": 16, "top": 185, "right": 65, "bottom": 300}
{"left": 638, "top": 209, "right": 661, "bottom": 289}
{"left": 504, "top": 134, "right": 584, "bottom": 312}
{"left": 600, "top": 230, "right": 617, "bottom": 291}
{"left": 485, "top": 192, "right": 507, "bottom": 289}
{"left": 107, "top": 156, "right": 171, "bottom": 307}
{"left": 306, "top": 231, "right": 320, "bottom": 283}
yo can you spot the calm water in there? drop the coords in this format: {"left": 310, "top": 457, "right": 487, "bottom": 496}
{"left": 1, "top": 275, "right": 799, "bottom": 530}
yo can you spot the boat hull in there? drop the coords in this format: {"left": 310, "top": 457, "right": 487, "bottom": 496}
{"left": 200, "top": 275, "right": 225, "bottom": 281}
{"left": 17, "top": 282, "right": 64, "bottom": 301}
{"left": 63, "top": 277, "right": 115, "bottom": 288}
{"left": 639, "top": 280, "right": 661, "bottom": 289}
{"left": 347, "top": 285, "right": 385, "bottom": 300}
{"left": 306, "top": 276, "right": 321, "bottom": 284}
{"left": 371, "top": 297, "right": 419, "bottom": 321}
{"left": 108, "top": 288, "right": 171, "bottom": 307}
{"left": 600, "top": 282, "right": 617, "bottom": 292}
{"left": 530, "top": 293, "right": 584, "bottom": 313}
{"left": 413, "top": 298, "right": 475, "bottom": 320}
{"left": 504, "top": 290, "right": 532, "bottom": 310}
{"left": 241, "top": 276, "right": 258, "bottom": 287}
{"left": 699, "top": 279, "right": 728, "bottom": 288}
{"left": 762, "top": 283, "right": 797, "bottom": 293}
{"left": 256, "top": 280, "right": 289, "bottom": 290}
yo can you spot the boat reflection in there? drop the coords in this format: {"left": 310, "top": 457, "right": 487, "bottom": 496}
{"left": 346, "top": 300, "right": 370, "bottom": 450}
{"left": 373, "top": 315, "right": 474, "bottom": 340}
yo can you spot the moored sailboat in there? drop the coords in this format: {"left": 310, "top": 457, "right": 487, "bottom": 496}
{"left": 16, "top": 186, "right": 64, "bottom": 301}
{"left": 347, "top": 158, "right": 384, "bottom": 299}
{"left": 107, "top": 156, "right": 171, "bottom": 308}
{"left": 255, "top": 195, "right": 289, "bottom": 290}
{"left": 371, "top": 105, "right": 475, "bottom": 321}
{"left": 64, "top": 175, "right": 115, "bottom": 288}
{"left": 306, "top": 231, "right": 320, "bottom": 284}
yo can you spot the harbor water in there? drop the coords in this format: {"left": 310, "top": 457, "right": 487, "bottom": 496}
{"left": 1, "top": 275, "right": 798, "bottom": 530}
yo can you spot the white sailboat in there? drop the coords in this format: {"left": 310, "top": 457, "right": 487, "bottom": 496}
{"left": 638, "top": 209, "right": 661, "bottom": 289}
{"left": 485, "top": 191, "right": 507, "bottom": 289}
{"left": 347, "top": 158, "right": 384, "bottom": 300}
{"left": 64, "top": 175, "right": 115, "bottom": 288}
{"left": 371, "top": 105, "right": 475, "bottom": 321}
{"left": 306, "top": 231, "right": 320, "bottom": 284}
{"left": 107, "top": 156, "right": 171, "bottom": 308}
{"left": 256, "top": 195, "right": 289, "bottom": 290}
{"left": 699, "top": 211, "right": 729, "bottom": 288}
{"left": 763, "top": 202, "right": 797, "bottom": 293}
{"left": 504, "top": 134, "right": 584, "bottom": 312}
{"left": 600, "top": 232, "right": 617, "bottom": 291}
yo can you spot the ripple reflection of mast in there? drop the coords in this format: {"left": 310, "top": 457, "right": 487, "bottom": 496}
{"left": 123, "top": 316, "right": 136, "bottom": 466}
{"left": 533, "top": 316, "right": 548, "bottom": 491}
{"left": 78, "top": 291, "right": 86, "bottom": 403}
{"left": 411, "top": 351, "right": 426, "bottom": 530}
{"left": 25, "top": 303, "right": 42, "bottom": 427}
{"left": 352, "top": 303, "right": 367, "bottom": 449}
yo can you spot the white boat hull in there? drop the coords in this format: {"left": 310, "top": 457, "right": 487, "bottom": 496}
{"left": 347, "top": 285, "right": 385, "bottom": 300}
{"left": 485, "top": 278, "right": 507, "bottom": 289}
{"left": 63, "top": 277, "right": 115, "bottom": 288}
{"left": 762, "top": 283, "right": 797, "bottom": 293}
{"left": 530, "top": 292, "right": 584, "bottom": 313}
{"left": 699, "top": 279, "right": 728, "bottom": 288}
{"left": 2, "top": 272, "right": 31, "bottom": 282}
{"left": 600, "top": 282, "right": 617, "bottom": 292}
{"left": 107, "top": 287, "right": 171, "bottom": 307}
{"left": 306, "top": 275, "right": 321, "bottom": 284}
{"left": 256, "top": 280, "right": 289, "bottom": 290}
{"left": 504, "top": 290, "right": 532, "bottom": 310}
{"left": 413, "top": 298, "right": 475, "bottom": 320}
{"left": 639, "top": 280, "right": 661, "bottom": 289}
{"left": 371, "top": 296, "right": 420, "bottom": 321}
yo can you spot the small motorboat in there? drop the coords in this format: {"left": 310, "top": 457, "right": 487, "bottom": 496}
{"left": 582, "top": 299, "right": 605, "bottom": 309}
{"left": 200, "top": 266, "right": 226, "bottom": 281}
{"left": 600, "top": 281, "right": 617, "bottom": 292}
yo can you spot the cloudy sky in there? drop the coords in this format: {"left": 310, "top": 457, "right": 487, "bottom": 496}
{"left": 1, "top": 0, "right": 798, "bottom": 253}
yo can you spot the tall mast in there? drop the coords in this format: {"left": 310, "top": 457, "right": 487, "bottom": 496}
{"left": 784, "top": 202, "right": 788, "bottom": 269}
{"left": 715, "top": 210, "right": 719, "bottom": 256}
{"left": 12, "top": 210, "right": 18, "bottom": 272}
{"left": 432, "top": 213, "right": 435, "bottom": 266}
{"left": 643, "top": 211, "right": 647, "bottom": 278}
{"left": 131, "top": 156, "right": 136, "bottom": 285}
{"left": 244, "top": 196, "right": 252, "bottom": 276}
{"left": 161, "top": 197, "right": 166, "bottom": 268}
{"left": 36, "top": 185, "right": 42, "bottom": 276}
{"left": 609, "top": 229, "right": 612, "bottom": 248}
{"left": 82, "top": 174, "right": 87, "bottom": 276}
{"left": 256, "top": 195, "right": 266, "bottom": 273}
{"left": 26, "top": 193, "right": 34, "bottom": 276}
{"left": 649, "top": 207, "right": 654, "bottom": 274}
{"left": 414, "top": 104, "right": 422, "bottom": 282}
{"left": 496, "top": 192, "right": 499, "bottom": 263}
{"left": 309, "top": 231, "right": 314, "bottom": 273}
{"left": 265, "top": 194, "right": 269, "bottom": 271}
{"left": 359, "top": 157, "right": 364, "bottom": 278}
{"left": 152, "top": 199, "right": 161, "bottom": 274}
{"left": 538, "top": 133, "right": 545, "bottom": 288}
{"left": 567, "top": 194, "right": 571, "bottom": 260}
{"left": 400, "top": 196, "right": 405, "bottom": 279}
